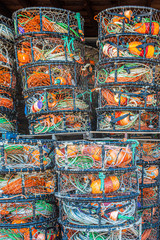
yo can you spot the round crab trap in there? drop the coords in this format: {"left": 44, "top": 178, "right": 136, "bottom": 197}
{"left": 138, "top": 206, "right": 159, "bottom": 226}
{"left": 0, "top": 196, "right": 57, "bottom": 226}
{"left": 95, "top": 61, "right": 160, "bottom": 87}
{"left": 58, "top": 198, "right": 139, "bottom": 229}
{"left": 138, "top": 184, "right": 159, "bottom": 208}
{"left": 0, "top": 38, "right": 14, "bottom": 67}
{"left": 0, "top": 221, "right": 59, "bottom": 240}
{"left": 96, "top": 6, "right": 160, "bottom": 39}
{"left": 13, "top": 7, "right": 84, "bottom": 41}
{"left": 0, "top": 65, "right": 16, "bottom": 90}
{"left": 55, "top": 170, "right": 139, "bottom": 201}
{"left": 97, "top": 86, "right": 160, "bottom": 109}
{"left": 20, "top": 62, "right": 83, "bottom": 91}
{"left": 0, "top": 139, "right": 55, "bottom": 172}
{"left": 99, "top": 34, "right": 160, "bottom": 63}
{"left": 137, "top": 163, "right": 159, "bottom": 186}
{"left": 24, "top": 88, "right": 90, "bottom": 117}
{"left": 142, "top": 224, "right": 159, "bottom": 240}
{"left": 15, "top": 35, "right": 84, "bottom": 68}
{"left": 54, "top": 139, "right": 138, "bottom": 171}
{"left": 96, "top": 109, "right": 160, "bottom": 132}
{"left": 28, "top": 111, "right": 90, "bottom": 135}
{"left": 0, "top": 15, "right": 14, "bottom": 42}
{"left": 61, "top": 218, "right": 142, "bottom": 239}
{"left": 0, "top": 170, "right": 55, "bottom": 199}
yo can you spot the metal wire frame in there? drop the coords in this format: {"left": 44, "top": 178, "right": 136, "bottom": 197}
{"left": 58, "top": 198, "right": 139, "bottom": 230}
{"left": 138, "top": 205, "right": 159, "bottom": 227}
{"left": 0, "top": 38, "right": 14, "bottom": 67}
{"left": 0, "top": 15, "right": 14, "bottom": 42}
{"left": 96, "top": 108, "right": 160, "bottom": 132}
{"left": 98, "top": 34, "right": 160, "bottom": 64}
{"left": 24, "top": 87, "right": 91, "bottom": 117}
{"left": 0, "top": 112, "right": 17, "bottom": 134}
{"left": 0, "top": 196, "right": 57, "bottom": 227}
{"left": 0, "top": 138, "right": 55, "bottom": 173}
{"left": 0, "top": 64, "right": 16, "bottom": 91}
{"left": 14, "top": 35, "right": 85, "bottom": 69}
{"left": 61, "top": 218, "right": 142, "bottom": 239}
{"left": 96, "top": 6, "right": 160, "bottom": 40}
{"left": 54, "top": 139, "right": 139, "bottom": 171}
{"left": 12, "top": 7, "right": 84, "bottom": 41}
{"left": 55, "top": 170, "right": 139, "bottom": 201}
{"left": 20, "top": 61, "right": 85, "bottom": 91}
{"left": 141, "top": 224, "right": 160, "bottom": 240}
{"left": 95, "top": 61, "right": 160, "bottom": 87}
{"left": 97, "top": 85, "right": 160, "bottom": 110}
{"left": 0, "top": 221, "right": 59, "bottom": 240}
{"left": 138, "top": 183, "right": 159, "bottom": 208}
{"left": 0, "top": 170, "right": 56, "bottom": 199}
{"left": 28, "top": 111, "right": 91, "bottom": 135}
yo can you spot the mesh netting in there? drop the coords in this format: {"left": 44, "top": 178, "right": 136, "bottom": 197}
{"left": 0, "top": 39, "right": 14, "bottom": 67}
{"left": 138, "top": 185, "right": 159, "bottom": 208}
{"left": 0, "top": 15, "right": 14, "bottom": 41}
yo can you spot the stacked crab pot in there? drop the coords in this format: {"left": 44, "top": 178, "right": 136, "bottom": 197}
{"left": 135, "top": 139, "right": 160, "bottom": 239}
{"left": 95, "top": 6, "right": 160, "bottom": 133}
{"left": 13, "top": 7, "right": 90, "bottom": 135}
{"left": 0, "top": 15, "right": 17, "bottom": 133}
{"left": 0, "top": 138, "right": 58, "bottom": 239}
{"left": 54, "top": 139, "right": 142, "bottom": 239}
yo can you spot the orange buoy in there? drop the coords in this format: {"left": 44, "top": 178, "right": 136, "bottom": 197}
{"left": 146, "top": 166, "right": 159, "bottom": 179}
{"left": 115, "top": 112, "right": 131, "bottom": 126}
{"left": 106, "top": 148, "right": 132, "bottom": 167}
{"left": 91, "top": 175, "right": 120, "bottom": 194}
{"left": 17, "top": 51, "right": 30, "bottom": 65}
{"left": 12, "top": 220, "right": 28, "bottom": 234}
{"left": 67, "top": 145, "right": 78, "bottom": 156}
{"left": 128, "top": 41, "right": 155, "bottom": 58}
{"left": 134, "top": 22, "right": 159, "bottom": 35}
{"left": 124, "top": 10, "right": 133, "bottom": 23}
{"left": 54, "top": 77, "right": 67, "bottom": 85}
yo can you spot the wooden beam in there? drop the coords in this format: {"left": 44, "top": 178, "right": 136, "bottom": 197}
{"left": 49, "top": 0, "right": 63, "bottom": 8}
{"left": 0, "top": 2, "right": 12, "bottom": 17}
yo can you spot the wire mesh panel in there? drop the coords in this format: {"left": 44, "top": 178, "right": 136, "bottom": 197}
{"left": 62, "top": 219, "right": 142, "bottom": 239}
{"left": 96, "top": 109, "right": 160, "bottom": 132}
{"left": 13, "top": 7, "right": 84, "bottom": 40}
{"left": 138, "top": 185, "right": 159, "bottom": 208}
{"left": 142, "top": 225, "right": 159, "bottom": 240}
{"left": 96, "top": 6, "right": 160, "bottom": 39}
{"left": 0, "top": 65, "right": 16, "bottom": 90}
{"left": 56, "top": 171, "right": 139, "bottom": 201}
{"left": 0, "top": 90, "right": 15, "bottom": 113}
{"left": 95, "top": 62, "right": 160, "bottom": 87}
{"left": 0, "top": 139, "right": 55, "bottom": 172}
{"left": 58, "top": 199, "right": 138, "bottom": 229}
{"left": 0, "top": 113, "right": 16, "bottom": 133}
{"left": 0, "top": 39, "right": 14, "bottom": 67}
{"left": 99, "top": 35, "right": 160, "bottom": 63}
{"left": 15, "top": 36, "right": 84, "bottom": 68}
{"left": 0, "top": 197, "right": 56, "bottom": 226}
{"left": 98, "top": 86, "right": 160, "bottom": 109}
{"left": 137, "top": 164, "right": 159, "bottom": 186}
{"left": 138, "top": 206, "right": 159, "bottom": 226}
{"left": 54, "top": 140, "right": 138, "bottom": 171}
{"left": 0, "top": 15, "right": 14, "bottom": 42}
{"left": 29, "top": 111, "right": 90, "bottom": 134}
{"left": 0, "top": 170, "right": 55, "bottom": 199}
{"left": 20, "top": 62, "right": 83, "bottom": 91}
{"left": 0, "top": 222, "right": 58, "bottom": 239}
{"left": 25, "top": 88, "right": 90, "bottom": 116}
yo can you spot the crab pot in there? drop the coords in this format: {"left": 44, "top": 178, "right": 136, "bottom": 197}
{"left": 96, "top": 109, "right": 160, "bottom": 132}
{"left": 97, "top": 6, "right": 160, "bottom": 39}
{"left": 138, "top": 184, "right": 159, "bottom": 208}
{"left": 54, "top": 139, "right": 138, "bottom": 171}
{"left": 99, "top": 34, "right": 160, "bottom": 63}
{"left": 61, "top": 218, "right": 142, "bottom": 239}
{"left": 0, "top": 197, "right": 57, "bottom": 226}
{"left": 28, "top": 111, "right": 90, "bottom": 135}
{"left": 95, "top": 61, "right": 160, "bottom": 87}
{"left": 0, "top": 170, "right": 55, "bottom": 198}
{"left": 0, "top": 65, "right": 16, "bottom": 90}
{"left": 20, "top": 62, "right": 84, "bottom": 91}
{"left": 58, "top": 198, "right": 139, "bottom": 229}
{"left": 0, "top": 112, "right": 16, "bottom": 133}
{"left": 142, "top": 225, "right": 160, "bottom": 240}
{"left": 0, "top": 222, "right": 58, "bottom": 239}
{"left": 55, "top": 170, "right": 139, "bottom": 201}
{"left": 98, "top": 86, "right": 160, "bottom": 109}
{"left": 0, "top": 139, "right": 55, "bottom": 172}
{"left": 24, "top": 88, "right": 90, "bottom": 117}
{"left": 0, "top": 90, "right": 16, "bottom": 114}
{"left": 15, "top": 35, "right": 84, "bottom": 69}
{"left": 0, "top": 15, "right": 14, "bottom": 42}
{"left": 137, "top": 163, "right": 160, "bottom": 186}
{"left": 0, "top": 39, "right": 14, "bottom": 67}
{"left": 13, "top": 7, "right": 84, "bottom": 40}
{"left": 138, "top": 206, "right": 159, "bottom": 226}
